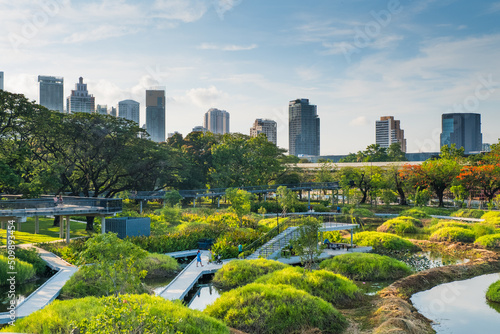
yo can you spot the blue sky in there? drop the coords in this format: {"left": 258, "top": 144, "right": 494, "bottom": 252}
{"left": 1, "top": 0, "right": 500, "bottom": 154}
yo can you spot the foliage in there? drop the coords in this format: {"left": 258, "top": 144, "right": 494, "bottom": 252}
{"left": 429, "top": 227, "right": 476, "bottom": 243}
{"left": 0, "top": 247, "right": 47, "bottom": 276}
{"left": 486, "top": 280, "right": 500, "bottom": 303}
{"left": 342, "top": 206, "right": 374, "bottom": 217}
{"left": 323, "top": 231, "right": 348, "bottom": 243}
{"left": 257, "top": 217, "right": 288, "bottom": 229}
{"left": 481, "top": 211, "right": 500, "bottom": 224}
{"left": 457, "top": 164, "right": 500, "bottom": 202}
{"left": 135, "top": 253, "right": 179, "bottom": 278}
{"left": 225, "top": 188, "right": 253, "bottom": 228}
{"left": 320, "top": 252, "right": 413, "bottom": 281}
{"left": 399, "top": 208, "right": 431, "bottom": 219}
{"left": 250, "top": 200, "right": 307, "bottom": 214}
{"left": 0, "top": 255, "right": 36, "bottom": 285}
{"left": 2, "top": 294, "right": 229, "bottom": 334}
{"left": 38, "top": 238, "right": 88, "bottom": 265}
{"left": 276, "top": 186, "right": 298, "bottom": 216}
{"left": 163, "top": 190, "right": 183, "bottom": 207}
{"left": 452, "top": 209, "right": 485, "bottom": 219}
{"left": 204, "top": 283, "right": 348, "bottom": 334}
{"left": 340, "top": 143, "right": 407, "bottom": 162}
{"left": 353, "top": 231, "right": 419, "bottom": 251}
{"left": 291, "top": 216, "right": 323, "bottom": 271}
{"left": 210, "top": 229, "right": 261, "bottom": 260}
{"left": 212, "top": 259, "right": 287, "bottom": 290}
{"left": 474, "top": 234, "right": 500, "bottom": 249}
{"left": 313, "top": 203, "right": 330, "bottom": 212}
{"left": 255, "top": 266, "right": 362, "bottom": 307}
{"left": 377, "top": 216, "right": 422, "bottom": 234}
{"left": 471, "top": 223, "right": 496, "bottom": 238}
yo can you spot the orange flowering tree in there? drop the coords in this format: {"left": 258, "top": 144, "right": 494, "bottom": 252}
{"left": 457, "top": 164, "right": 500, "bottom": 202}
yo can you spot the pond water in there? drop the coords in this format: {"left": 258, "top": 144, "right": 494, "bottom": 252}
{"left": 144, "top": 277, "right": 174, "bottom": 295}
{"left": 411, "top": 272, "right": 500, "bottom": 334}
{"left": 0, "top": 277, "right": 50, "bottom": 312}
{"left": 184, "top": 274, "right": 222, "bottom": 311}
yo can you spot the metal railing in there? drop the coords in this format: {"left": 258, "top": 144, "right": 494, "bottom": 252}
{"left": 0, "top": 196, "right": 122, "bottom": 214}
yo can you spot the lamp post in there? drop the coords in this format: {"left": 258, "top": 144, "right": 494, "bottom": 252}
{"left": 277, "top": 210, "right": 279, "bottom": 234}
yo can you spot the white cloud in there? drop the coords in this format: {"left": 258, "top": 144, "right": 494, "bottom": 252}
{"left": 349, "top": 116, "right": 369, "bottom": 127}
{"left": 153, "top": 0, "right": 208, "bottom": 22}
{"left": 295, "top": 67, "right": 321, "bottom": 81}
{"left": 185, "top": 86, "right": 228, "bottom": 108}
{"left": 63, "top": 25, "right": 139, "bottom": 44}
{"left": 198, "top": 43, "right": 258, "bottom": 51}
{"left": 487, "top": 2, "right": 500, "bottom": 14}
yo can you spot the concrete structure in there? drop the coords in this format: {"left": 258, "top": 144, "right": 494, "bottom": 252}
{"left": 376, "top": 116, "right": 407, "bottom": 152}
{"left": 192, "top": 126, "right": 208, "bottom": 133}
{"left": 108, "top": 106, "right": 117, "bottom": 117}
{"left": 104, "top": 217, "right": 150, "bottom": 238}
{"left": 250, "top": 118, "right": 277, "bottom": 145}
{"left": 0, "top": 71, "right": 3, "bottom": 90}
{"left": 38, "top": 76, "right": 64, "bottom": 113}
{"left": 96, "top": 104, "right": 107, "bottom": 115}
{"left": 289, "top": 98, "right": 320, "bottom": 156}
{"left": 440, "top": 113, "right": 482, "bottom": 154}
{"left": 118, "top": 99, "right": 140, "bottom": 125}
{"left": 146, "top": 89, "right": 166, "bottom": 142}
{"left": 204, "top": 108, "right": 229, "bottom": 134}
{"left": 66, "top": 77, "right": 95, "bottom": 113}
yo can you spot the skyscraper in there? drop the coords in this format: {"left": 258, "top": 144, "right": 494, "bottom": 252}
{"left": 375, "top": 116, "right": 407, "bottom": 152}
{"left": 0, "top": 71, "right": 4, "bottom": 90}
{"left": 118, "top": 99, "right": 140, "bottom": 125}
{"left": 250, "top": 119, "right": 277, "bottom": 145}
{"left": 288, "top": 99, "right": 320, "bottom": 156}
{"left": 146, "top": 89, "right": 166, "bottom": 142}
{"left": 96, "top": 104, "right": 108, "bottom": 115}
{"left": 440, "top": 113, "right": 482, "bottom": 154}
{"left": 38, "top": 76, "right": 64, "bottom": 112}
{"left": 66, "top": 77, "right": 95, "bottom": 113}
{"left": 204, "top": 108, "right": 230, "bottom": 134}
{"left": 108, "top": 106, "right": 117, "bottom": 117}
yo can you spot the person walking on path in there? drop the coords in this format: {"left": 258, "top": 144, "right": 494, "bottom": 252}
{"left": 196, "top": 250, "right": 203, "bottom": 267}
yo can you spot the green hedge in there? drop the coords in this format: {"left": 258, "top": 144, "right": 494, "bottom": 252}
{"left": 474, "top": 234, "right": 500, "bottom": 249}
{"left": 399, "top": 208, "right": 431, "bottom": 219}
{"left": 136, "top": 253, "right": 179, "bottom": 278}
{"left": 353, "top": 231, "right": 419, "bottom": 251}
{"left": 429, "top": 227, "right": 476, "bottom": 243}
{"left": 204, "top": 283, "right": 347, "bottom": 334}
{"left": 0, "top": 255, "right": 36, "bottom": 285}
{"left": 482, "top": 211, "right": 500, "bottom": 224}
{"left": 251, "top": 201, "right": 308, "bottom": 214}
{"left": 452, "top": 209, "right": 485, "bottom": 219}
{"left": 210, "top": 229, "right": 261, "bottom": 260}
{"left": 486, "top": 280, "right": 500, "bottom": 303}
{"left": 0, "top": 247, "right": 47, "bottom": 276}
{"left": 377, "top": 216, "right": 422, "bottom": 234}
{"left": 2, "top": 294, "right": 229, "bottom": 334}
{"left": 428, "top": 221, "right": 471, "bottom": 233}
{"left": 255, "top": 267, "right": 362, "bottom": 307}
{"left": 320, "top": 253, "right": 412, "bottom": 281}
{"left": 212, "top": 259, "right": 287, "bottom": 290}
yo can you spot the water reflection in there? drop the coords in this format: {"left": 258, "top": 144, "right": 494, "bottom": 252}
{"left": 184, "top": 274, "right": 222, "bottom": 311}
{"left": 0, "top": 277, "right": 49, "bottom": 312}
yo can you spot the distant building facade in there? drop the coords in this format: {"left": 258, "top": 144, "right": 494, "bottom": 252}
{"left": 108, "top": 106, "right": 117, "bottom": 117}
{"left": 375, "top": 116, "right": 407, "bottom": 152}
{"left": 192, "top": 126, "right": 208, "bottom": 133}
{"left": 204, "top": 108, "right": 230, "bottom": 134}
{"left": 66, "top": 77, "right": 95, "bottom": 113}
{"left": 250, "top": 119, "right": 277, "bottom": 145}
{"left": 289, "top": 98, "right": 320, "bottom": 156}
{"left": 440, "top": 113, "right": 482, "bottom": 154}
{"left": 0, "top": 71, "right": 4, "bottom": 90}
{"left": 146, "top": 89, "right": 166, "bottom": 142}
{"left": 118, "top": 99, "right": 140, "bottom": 125}
{"left": 96, "top": 104, "right": 108, "bottom": 115}
{"left": 38, "top": 75, "right": 64, "bottom": 113}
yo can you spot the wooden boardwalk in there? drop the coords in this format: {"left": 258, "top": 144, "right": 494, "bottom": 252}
{"left": 0, "top": 246, "right": 77, "bottom": 324}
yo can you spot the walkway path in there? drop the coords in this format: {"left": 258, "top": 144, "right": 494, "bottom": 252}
{"left": 0, "top": 245, "right": 78, "bottom": 324}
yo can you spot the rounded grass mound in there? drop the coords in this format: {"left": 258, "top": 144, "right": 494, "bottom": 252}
{"left": 204, "top": 283, "right": 347, "bottom": 334}
{"left": 2, "top": 294, "right": 229, "bottom": 334}
{"left": 482, "top": 211, "right": 500, "bottom": 224}
{"left": 452, "top": 209, "right": 485, "bottom": 219}
{"left": 429, "top": 227, "right": 475, "bottom": 243}
{"left": 399, "top": 208, "right": 431, "bottom": 219}
{"left": 0, "top": 255, "right": 36, "bottom": 285}
{"left": 475, "top": 234, "right": 500, "bottom": 249}
{"left": 136, "top": 253, "right": 179, "bottom": 278}
{"left": 255, "top": 266, "right": 362, "bottom": 307}
{"left": 212, "top": 258, "right": 287, "bottom": 290}
{"left": 377, "top": 216, "right": 423, "bottom": 234}
{"left": 486, "top": 280, "right": 500, "bottom": 303}
{"left": 428, "top": 221, "right": 471, "bottom": 233}
{"left": 353, "top": 231, "right": 419, "bottom": 252}
{"left": 319, "top": 253, "right": 412, "bottom": 281}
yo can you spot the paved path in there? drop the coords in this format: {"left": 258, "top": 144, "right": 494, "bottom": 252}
{"left": 0, "top": 245, "right": 77, "bottom": 324}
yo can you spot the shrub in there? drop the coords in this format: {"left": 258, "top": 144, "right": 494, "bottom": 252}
{"left": 486, "top": 280, "right": 500, "bottom": 303}
{"left": 472, "top": 223, "right": 496, "bottom": 238}
{"left": 204, "top": 283, "right": 347, "bottom": 334}
{"left": 429, "top": 227, "right": 476, "bottom": 243}
{"left": 474, "top": 234, "right": 500, "bottom": 249}
{"left": 2, "top": 294, "right": 229, "bottom": 334}
{"left": 0, "top": 247, "right": 47, "bottom": 276}
{"left": 482, "top": 211, "right": 500, "bottom": 224}
{"left": 136, "top": 253, "right": 179, "bottom": 278}
{"left": 353, "top": 231, "right": 419, "bottom": 251}
{"left": 399, "top": 208, "right": 431, "bottom": 219}
{"left": 313, "top": 204, "right": 331, "bottom": 212}
{"left": 452, "top": 209, "right": 485, "bottom": 219}
{"left": 377, "top": 216, "right": 422, "bottom": 234}
{"left": 0, "top": 255, "right": 36, "bottom": 285}
{"left": 343, "top": 207, "right": 374, "bottom": 217}
{"left": 212, "top": 259, "right": 287, "bottom": 290}
{"left": 255, "top": 267, "right": 362, "bottom": 307}
{"left": 323, "top": 231, "right": 348, "bottom": 243}
{"left": 38, "top": 238, "right": 88, "bottom": 265}
{"left": 258, "top": 217, "right": 288, "bottom": 229}
{"left": 428, "top": 221, "right": 471, "bottom": 233}
{"left": 320, "top": 253, "right": 413, "bottom": 281}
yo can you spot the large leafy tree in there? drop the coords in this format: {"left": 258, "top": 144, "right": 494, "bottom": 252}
{"left": 457, "top": 164, "right": 500, "bottom": 202}
{"left": 225, "top": 188, "right": 253, "bottom": 228}
{"left": 291, "top": 216, "right": 323, "bottom": 271}
{"left": 337, "top": 166, "right": 383, "bottom": 204}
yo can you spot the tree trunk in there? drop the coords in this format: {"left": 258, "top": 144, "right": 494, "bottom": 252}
{"left": 53, "top": 216, "right": 60, "bottom": 227}
{"left": 86, "top": 216, "right": 95, "bottom": 231}
{"left": 360, "top": 191, "right": 367, "bottom": 204}
{"left": 437, "top": 190, "right": 444, "bottom": 207}
{"left": 397, "top": 187, "right": 407, "bottom": 206}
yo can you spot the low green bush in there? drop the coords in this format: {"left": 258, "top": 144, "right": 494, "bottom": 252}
{"left": 0, "top": 247, "right": 47, "bottom": 276}
{"left": 210, "top": 229, "right": 261, "bottom": 260}
{"left": 452, "top": 209, "right": 485, "bottom": 219}
{"left": 428, "top": 221, "right": 471, "bottom": 233}
{"left": 377, "top": 216, "right": 422, "bottom": 234}
{"left": 320, "top": 253, "right": 413, "bottom": 281}
{"left": 313, "top": 204, "right": 331, "bottom": 212}
{"left": 323, "top": 231, "right": 348, "bottom": 244}
{"left": 353, "top": 231, "right": 419, "bottom": 251}
{"left": 38, "top": 238, "right": 88, "bottom": 265}
{"left": 399, "top": 208, "right": 431, "bottom": 219}
{"left": 257, "top": 217, "right": 288, "bottom": 229}
{"left": 255, "top": 267, "right": 362, "bottom": 307}
{"left": 486, "top": 280, "right": 500, "bottom": 303}
{"left": 251, "top": 201, "right": 308, "bottom": 214}
{"left": 2, "top": 294, "right": 229, "bottom": 334}
{"left": 204, "top": 283, "right": 347, "bottom": 334}
{"left": 136, "top": 253, "right": 179, "bottom": 278}
{"left": 343, "top": 207, "right": 374, "bottom": 217}
{"left": 474, "top": 234, "right": 500, "bottom": 249}
{"left": 0, "top": 255, "right": 36, "bottom": 285}
{"left": 429, "top": 227, "right": 476, "bottom": 243}
{"left": 212, "top": 259, "right": 287, "bottom": 290}
{"left": 482, "top": 211, "right": 500, "bottom": 224}
{"left": 472, "top": 223, "right": 496, "bottom": 238}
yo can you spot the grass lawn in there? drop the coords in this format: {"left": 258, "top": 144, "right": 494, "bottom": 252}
{"left": 0, "top": 217, "right": 91, "bottom": 245}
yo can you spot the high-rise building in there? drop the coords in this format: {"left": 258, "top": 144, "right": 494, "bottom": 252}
{"left": 38, "top": 76, "right": 64, "bottom": 112}
{"left": 118, "top": 100, "right": 140, "bottom": 125}
{"left": 204, "top": 108, "right": 230, "bottom": 134}
{"left": 250, "top": 119, "right": 277, "bottom": 145}
{"left": 375, "top": 116, "right": 407, "bottom": 152}
{"left": 66, "top": 77, "right": 95, "bottom": 113}
{"left": 145, "top": 89, "right": 166, "bottom": 142}
{"left": 108, "top": 106, "right": 117, "bottom": 117}
{"left": 0, "top": 71, "right": 4, "bottom": 90}
{"left": 288, "top": 99, "right": 320, "bottom": 156}
{"left": 96, "top": 104, "right": 108, "bottom": 115}
{"left": 440, "top": 113, "right": 482, "bottom": 154}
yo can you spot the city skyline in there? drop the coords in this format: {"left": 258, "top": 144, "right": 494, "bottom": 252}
{"left": 1, "top": 1, "right": 500, "bottom": 154}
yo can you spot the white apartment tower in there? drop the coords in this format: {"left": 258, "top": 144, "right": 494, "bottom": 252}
{"left": 375, "top": 116, "right": 407, "bottom": 152}
{"left": 118, "top": 100, "right": 140, "bottom": 125}
{"left": 38, "top": 76, "right": 64, "bottom": 112}
{"left": 66, "top": 77, "right": 95, "bottom": 113}
{"left": 204, "top": 108, "right": 230, "bottom": 134}
{"left": 250, "top": 119, "right": 277, "bottom": 145}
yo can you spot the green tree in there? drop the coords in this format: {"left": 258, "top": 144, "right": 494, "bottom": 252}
{"left": 225, "top": 188, "right": 253, "bottom": 228}
{"left": 163, "top": 190, "right": 183, "bottom": 207}
{"left": 440, "top": 144, "right": 465, "bottom": 160}
{"left": 291, "top": 217, "right": 323, "bottom": 271}
{"left": 387, "top": 143, "right": 407, "bottom": 161}
{"left": 276, "top": 186, "right": 297, "bottom": 218}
